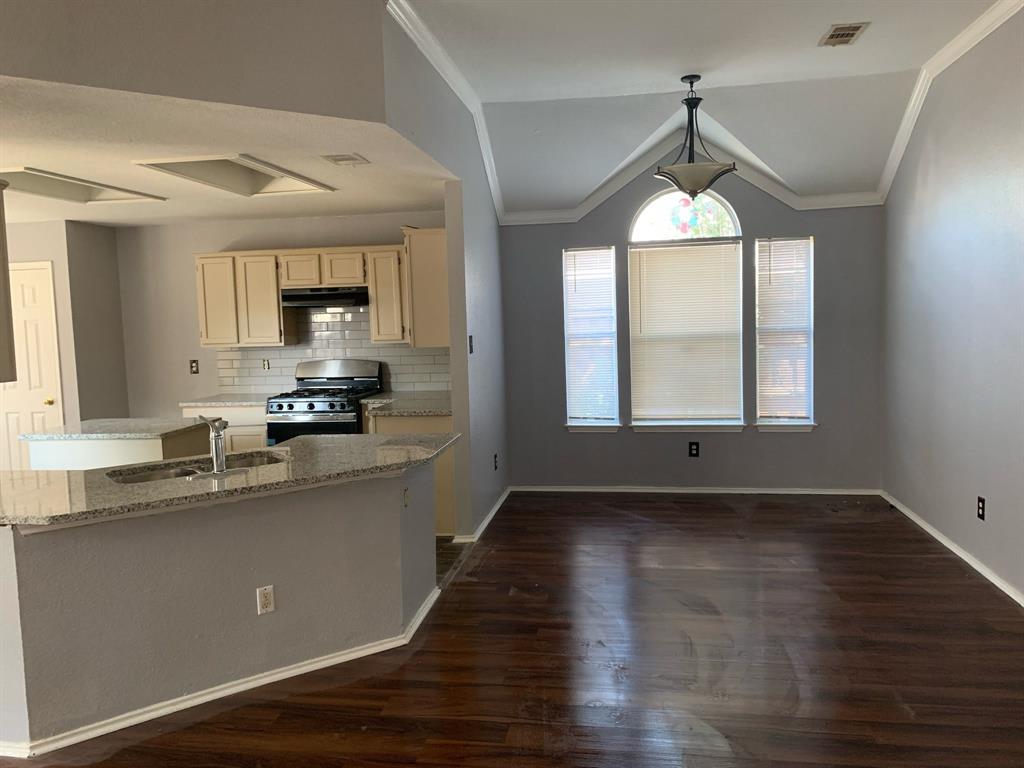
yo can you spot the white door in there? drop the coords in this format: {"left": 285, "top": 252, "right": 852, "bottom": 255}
{"left": 0, "top": 262, "right": 63, "bottom": 471}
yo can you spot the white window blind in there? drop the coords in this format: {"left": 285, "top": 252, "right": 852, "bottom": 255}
{"left": 563, "top": 247, "right": 619, "bottom": 424}
{"left": 756, "top": 237, "right": 814, "bottom": 422}
{"left": 628, "top": 241, "right": 743, "bottom": 423}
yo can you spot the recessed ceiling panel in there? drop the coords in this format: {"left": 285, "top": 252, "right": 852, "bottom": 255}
{"left": 0, "top": 167, "right": 165, "bottom": 203}
{"left": 137, "top": 154, "right": 334, "bottom": 196}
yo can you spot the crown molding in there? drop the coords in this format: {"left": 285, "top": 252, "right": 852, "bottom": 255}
{"left": 385, "top": 0, "right": 505, "bottom": 217}
{"left": 877, "top": 0, "right": 1023, "bottom": 200}
{"left": 388, "top": 0, "right": 1018, "bottom": 224}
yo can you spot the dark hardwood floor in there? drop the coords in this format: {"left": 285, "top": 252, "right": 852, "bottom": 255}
{"left": 6, "top": 492, "right": 1023, "bottom": 767}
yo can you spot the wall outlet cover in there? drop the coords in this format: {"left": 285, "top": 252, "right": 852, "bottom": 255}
{"left": 256, "top": 585, "right": 275, "bottom": 615}
{"left": 189, "top": 359, "right": 199, "bottom": 375}
{"left": 977, "top": 496, "right": 986, "bottom": 521}
{"left": 688, "top": 441, "right": 700, "bottom": 458}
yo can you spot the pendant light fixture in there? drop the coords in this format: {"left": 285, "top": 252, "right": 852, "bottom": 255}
{"left": 655, "top": 74, "right": 736, "bottom": 199}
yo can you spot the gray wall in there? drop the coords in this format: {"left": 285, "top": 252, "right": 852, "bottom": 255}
{"left": 0, "top": 0, "right": 385, "bottom": 122}
{"left": 501, "top": 156, "right": 885, "bottom": 489}
{"left": 116, "top": 210, "right": 442, "bottom": 418}
{"left": 883, "top": 12, "right": 1024, "bottom": 594}
{"left": 65, "top": 222, "right": 129, "bottom": 420}
{"left": 383, "top": 18, "right": 509, "bottom": 533}
{"left": 9, "top": 470, "right": 435, "bottom": 741}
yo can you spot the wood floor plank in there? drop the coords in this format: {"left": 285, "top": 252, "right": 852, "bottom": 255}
{"left": 2, "top": 492, "right": 1022, "bottom": 767}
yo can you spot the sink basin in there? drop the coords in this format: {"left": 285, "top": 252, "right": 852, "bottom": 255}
{"left": 111, "top": 466, "right": 200, "bottom": 484}
{"left": 107, "top": 452, "right": 286, "bottom": 484}
{"left": 225, "top": 454, "right": 284, "bottom": 469}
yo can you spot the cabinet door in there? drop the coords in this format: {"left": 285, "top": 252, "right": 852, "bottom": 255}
{"left": 278, "top": 253, "right": 321, "bottom": 287}
{"left": 227, "top": 426, "right": 268, "bottom": 451}
{"left": 367, "top": 249, "right": 405, "bottom": 342}
{"left": 404, "top": 229, "right": 449, "bottom": 348}
{"left": 234, "top": 255, "right": 283, "bottom": 346}
{"left": 196, "top": 256, "right": 239, "bottom": 346}
{"left": 321, "top": 251, "right": 365, "bottom": 286}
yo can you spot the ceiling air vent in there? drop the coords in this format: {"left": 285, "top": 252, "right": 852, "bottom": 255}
{"left": 819, "top": 22, "right": 870, "bottom": 47}
{"left": 322, "top": 153, "right": 369, "bottom": 167}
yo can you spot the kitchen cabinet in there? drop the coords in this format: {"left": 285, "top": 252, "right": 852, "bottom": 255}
{"left": 234, "top": 254, "right": 286, "bottom": 346}
{"left": 196, "top": 255, "right": 239, "bottom": 346}
{"left": 226, "top": 425, "right": 268, "bottom": 451}
{"left": 367, "top": 248, "right": 406, "bottom": 343}
{"left": 321, "top": 251, "right": 365, "bottom": 286}
{"left": 278, "top": 252, "right": 321, "bottom": 287}
{"left": 402, "top": 227, "right": 449, "bottom": 348}
{"left": 367, "top": 413, "right": 455, "bottom": 535}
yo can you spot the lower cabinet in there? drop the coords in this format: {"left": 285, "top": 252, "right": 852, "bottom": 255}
{"left": 366, "top": 412, "right": 455, "bottom": 536}
{"left": 226, "top": 425, "right": 269, "bottom": 451}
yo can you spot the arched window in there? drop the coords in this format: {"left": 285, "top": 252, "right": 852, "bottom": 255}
{"left": 629, "top": 189, "right": 740, "bottom": 242}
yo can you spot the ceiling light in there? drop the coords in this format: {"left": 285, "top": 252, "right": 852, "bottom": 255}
{"left": 136, "top": 154, "right": 334, "bottom": 196}
{"left": 654, "top": 74, "right": 736, "bottom": 200}
{"left": 0, "top": 167, "right": 166, "bottom": 203}
{"left": 322, "top": 153, "right": 369, "bottom": 166}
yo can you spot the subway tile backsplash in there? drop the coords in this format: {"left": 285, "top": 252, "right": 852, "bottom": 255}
{"left": 216, "top": 306, "right": 450, "bottom": 393}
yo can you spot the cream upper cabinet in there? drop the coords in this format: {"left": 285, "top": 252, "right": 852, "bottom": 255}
{"left": 367, "top": 248, "right": 405, "bottom": 343}
{"left": 278, "top": 253, "right": 321, "bottom": 287}
{"left": 402, "top": 227, "right": 449, "bottom": 348}
{"left": 321, "top": 251, "right": 365, "bottom": 286}
{"left": 234, "top": 254, "right": 284, "bottom": 346}
{"left": 196, "top": 255, "right": 239, "bottom": 346}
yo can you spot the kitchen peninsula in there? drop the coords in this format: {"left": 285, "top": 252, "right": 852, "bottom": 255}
{"left": 0, "top": 433, "right": 457, "bottom": 757}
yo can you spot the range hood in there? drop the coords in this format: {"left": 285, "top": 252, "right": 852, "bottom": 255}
{"left": 281, "top": 286, "right": 369, "bottom": 308}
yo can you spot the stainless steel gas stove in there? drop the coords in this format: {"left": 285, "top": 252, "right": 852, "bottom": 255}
{"left": 265, "top": 359, "right": 383, "bottom": 445}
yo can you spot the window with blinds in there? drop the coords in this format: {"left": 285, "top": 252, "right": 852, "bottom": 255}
{"left": 756, "top": 237, "right": 814, "bottom": 423}
{"left": 563, "top": 247, "right": 619, "bottom": 425}
{"left": 628, "top": 241, "right": 743, "bottom": 424}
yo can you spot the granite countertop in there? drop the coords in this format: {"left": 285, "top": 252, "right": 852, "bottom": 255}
{"left": 362, "top": 391, "right": 452, "bottom": 417}
{"left": 0, "top": 433, "right": 459, "bottom": 527}
{"left": 179, "top": 394, "right": 271, "bottom": 408}
{"left": 19, "top": 418, "right": 208, "bottom": 442}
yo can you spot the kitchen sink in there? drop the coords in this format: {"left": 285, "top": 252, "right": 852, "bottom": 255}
{"left": 111, "top": 466, "right": 200, "bottom": 484}
{"left": 107, "top": 452, "right": 286, "bottom": 484}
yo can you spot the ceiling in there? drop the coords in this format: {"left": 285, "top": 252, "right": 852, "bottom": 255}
{"left": 0, "top": 77, "right": 450, "bottom": 226}
{"left": 407, "top": 0, "right": 999, "bottom": 216}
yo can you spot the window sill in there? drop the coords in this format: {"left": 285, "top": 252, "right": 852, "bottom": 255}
{"left": 756, "top": 421, "right": 817, "bottom": 432}
{"left": 565, "top": 423, "right": 622, "bottom": 433}
{"left": 630, "top": 420, "right": 745, "bottom": 433}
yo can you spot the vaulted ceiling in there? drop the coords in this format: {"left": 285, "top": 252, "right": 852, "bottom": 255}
{"left": 402, "top": 0, "right": 1005, "bottom": 222}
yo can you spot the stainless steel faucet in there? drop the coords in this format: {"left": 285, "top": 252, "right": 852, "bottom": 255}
{"left": 198, "top": 415, "right": 229, "bottom": 473}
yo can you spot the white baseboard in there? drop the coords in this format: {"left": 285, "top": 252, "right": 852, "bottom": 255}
{"left": 3, "top": 587, "right": 442, "bottom": 759}
{"left": 509, "top": 485, "right": 884, "bottom": 496}
{"left": 880, "top": 491, "right": 1024, "bottom": 609}
{"left": 452, "top": 487, "right": 510, "bottom": 543}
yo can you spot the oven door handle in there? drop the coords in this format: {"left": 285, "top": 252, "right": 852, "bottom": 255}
{"left": 267, "top": 413, "right": 357, "bottom": 423}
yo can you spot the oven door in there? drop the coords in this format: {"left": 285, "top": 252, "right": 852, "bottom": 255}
{"left": 266, "top": 413, "right": 359, "bottom": 445}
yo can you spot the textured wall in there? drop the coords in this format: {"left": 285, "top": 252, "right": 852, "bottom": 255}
{"left": 883, "top": 12, "right": 1024, "bottom": 594}
{"left": 501, "top": 153, "right": 885, "bottom": 489}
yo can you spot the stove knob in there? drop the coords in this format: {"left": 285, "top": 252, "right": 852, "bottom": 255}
{"left": 328, "top": 402, "right": 336, "bottom": 410}
{"left": 275, "top": 404, "right": 284, "bottom": 410}
{"left": 286, "top": 403, "right": 294, "bottom": 410}
{"left": 307, "top": 402, "right": 316, "bottom": 410}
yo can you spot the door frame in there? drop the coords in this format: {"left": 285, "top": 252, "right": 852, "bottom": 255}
{"left": 3, "top": 260, "right": 64, "bottom": 426}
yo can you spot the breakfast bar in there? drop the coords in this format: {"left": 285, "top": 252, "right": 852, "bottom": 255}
{"left": 0, "top": 433, "right": 457, "bottom": 755}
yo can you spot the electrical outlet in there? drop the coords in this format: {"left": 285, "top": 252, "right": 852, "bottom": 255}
{"left": 468, "top": 334, "right": 474, "bottom": 354}
{"left": 262, "top": 359, "right": 271, "bottom": 370}
{"left": 256, "top": 585, "right": 275, "bottom": 615}
{"left": 493, "top": 453, "right": 498, "bottom": 471}
{"left": 977, "top": 496, "right": 985, "bottom": 521}
{"left": 189, "top": 359, "right": 199, "bottom": 375}
{"left": 688, "top": 441, "right": 700, "bottom": 458}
